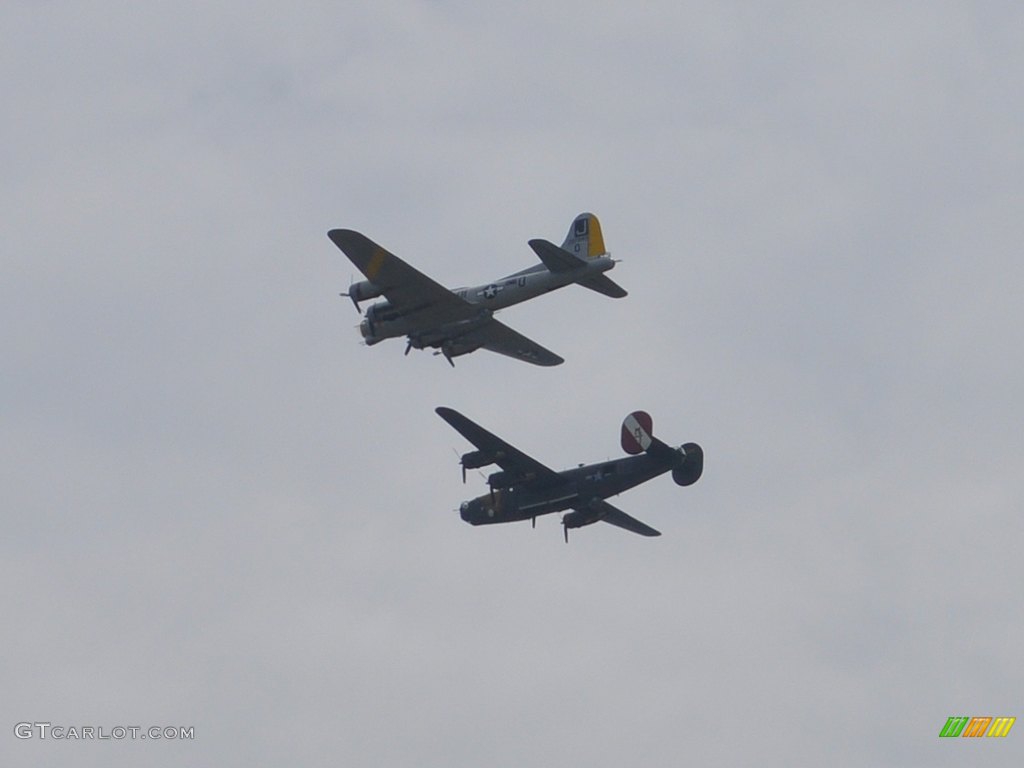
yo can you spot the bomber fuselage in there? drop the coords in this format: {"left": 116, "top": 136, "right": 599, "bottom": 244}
{"left": 359, "top": 255, "right": 616, "bottom": 345}
{"left": 459, "top": 449, "right": 679, "bottom": 527}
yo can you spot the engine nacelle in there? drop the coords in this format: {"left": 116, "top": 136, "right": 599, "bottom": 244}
{"left": 360, "top": 301, "right": 401, "bottom": 344}
{"left": 562, "top": 508, "right": 604, "bottom": 529}
{"left": 487, "top": 470, "right": 512, "bottom": 490}
{"left": 348, "top": 280, "right": 383, "bottom": 303}
{"left": 671, "top": 443, "right": 703, "bottom": 486}
{"left": 345, "top": 279, "right": 384, "bottom": 311}
{"left": 440, "top": 340, "right": 483, "bottom": 361}
{"left": 461, "top": 450, "right": 491, "bottom": 471}
{"left": 364, "top": 301, "right": 400, "bottom": 325}
{"left": 487, "top": 469, "right": 538, "bottom": 490}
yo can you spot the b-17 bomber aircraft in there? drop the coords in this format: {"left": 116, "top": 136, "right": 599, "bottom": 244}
{"left": 436, "top": 407, "right": 703, "bottom": 541}
{"left": 328, "top": 213, "right": 625, "bottom": 367}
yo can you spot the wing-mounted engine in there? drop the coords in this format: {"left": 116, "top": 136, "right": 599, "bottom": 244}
{"left": 359, "top": 301, "right": 401, "bottom": 345}
{"left": 561, "top": 498, "right": 662, "bottom": 542}
{"left": 437, "top": 339, "right": 483, "bottom": 367}
{"left": 405, "top": 316, "right": 494, "bottom": 365}
{"left": 459, "top": 450, "right": 492, "bottom": 483}
{"left": 562, "top": 506, "right": 606, "bottom": 530}
{"left": 342, "top": 279, "right": 384, "bottom": 310}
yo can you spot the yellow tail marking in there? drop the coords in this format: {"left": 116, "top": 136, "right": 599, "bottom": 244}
{"left": 588, "top": 215, "right": 606, "bottom": 257}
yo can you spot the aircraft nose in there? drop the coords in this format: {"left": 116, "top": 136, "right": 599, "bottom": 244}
{"left": 460, "top": 501, "right": 471, "bottom": 522}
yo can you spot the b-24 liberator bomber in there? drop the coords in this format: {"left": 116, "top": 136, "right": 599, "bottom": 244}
{"left": 328, "top": 213, "right": 625, "bottom": 367}
{"left": 436, "top": 407, "right": 703, "bottom": 541}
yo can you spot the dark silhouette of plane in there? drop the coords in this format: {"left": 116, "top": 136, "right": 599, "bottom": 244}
{"left": 437, "top": 407, "right": 703, "bottom": 541}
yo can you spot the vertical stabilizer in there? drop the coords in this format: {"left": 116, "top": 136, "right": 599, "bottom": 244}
{"left": 621, "top": 411, "right": 654, "bottom": 455}
{"left": 561, "top": 213, "right": 606, "bottom": 259}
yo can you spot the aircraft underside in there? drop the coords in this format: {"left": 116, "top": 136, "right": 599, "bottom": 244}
{"left": 459, "top": 454, "right": 673, "bottom": 526}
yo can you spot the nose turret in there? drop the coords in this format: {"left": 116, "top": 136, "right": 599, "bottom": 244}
{"left": 359, "top": 318, "right": 382, "bottom": 345}
{"left": 459, "top": 496, "right": 495, "bottom": 525}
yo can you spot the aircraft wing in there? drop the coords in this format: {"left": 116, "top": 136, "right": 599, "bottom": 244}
{"left": 328, "top": 229, "right": 474, "bottom": 325}
{"left": 435, "top": 407, "right": 564, "bottom": 486}
{"left": 463, "top": 318, "right": 564, "bottom": 367}
{"left": 588, "top": 499, "right": 661, "bottom": 537}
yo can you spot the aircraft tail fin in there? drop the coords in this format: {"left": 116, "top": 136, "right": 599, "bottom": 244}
{"left": 531, "top": 213, "right": 625, "bottom": 298}
{"left": 560, "top": 212, "right": 607, "bottom": 259}
{"left": 622, "top": 411, "right": 658, "bottom": 454}
{"left": 527, "top": 239, "right": 628, "bottom": 298}
{"left": 621, "top": 411, "right": 678, "bottom": 460}
{"left": 621, "top": 411, "right": 703, "bottom": 485}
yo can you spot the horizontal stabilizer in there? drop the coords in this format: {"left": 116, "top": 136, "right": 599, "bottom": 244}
{"left": 528, "top": 239, "right": 626, "bottom": 297}
{"left": 577, "top": 274, "right": 627, "bottom": 298}
{"left": 528, "top": 239, "right": 584, "bottom": 273}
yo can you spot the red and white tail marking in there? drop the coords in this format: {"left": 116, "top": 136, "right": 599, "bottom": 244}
{"left": 621, "top": 411, "right": 654, "bottom": 455}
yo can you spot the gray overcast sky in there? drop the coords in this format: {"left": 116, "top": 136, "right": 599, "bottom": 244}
{"left": 3, "top": 2, "right": 1022, "bottom": 766}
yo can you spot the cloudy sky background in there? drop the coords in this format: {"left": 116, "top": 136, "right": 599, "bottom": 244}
{"left": 3, "top": 2, "right": 1022, "bottom": 765}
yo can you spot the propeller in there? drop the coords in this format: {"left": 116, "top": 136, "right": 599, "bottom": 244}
{"left": 560, "top": 509, "right": 593, "bottom": 543}
{"left": 340, "top": 275, "right": 361, "bottom": 311}
{"left": 450, "top": 448, "right": 468, "bottom": 483}
{"left": 451, "top": 448, "right": 487, "bottom": 484}
{"left": 341, "top": 277, "right": 385, "bottom": 312}
{"left": 433, "top": 347, "right": 456, "bottom": 367}
{"left": 340, "top": 291, "right": 361, "bottom": 311}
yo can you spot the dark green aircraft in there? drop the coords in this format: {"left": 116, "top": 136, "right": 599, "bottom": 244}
{"left": 437, "top": 407, "right": 703, "bottom": 541}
